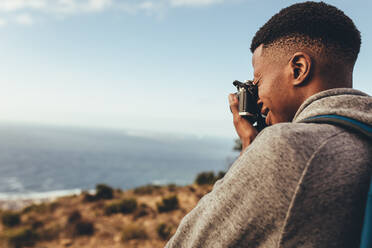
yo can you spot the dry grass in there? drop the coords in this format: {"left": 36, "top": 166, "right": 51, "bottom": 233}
{"left": 0, "top": 184, "right": 213, "bottom": 248}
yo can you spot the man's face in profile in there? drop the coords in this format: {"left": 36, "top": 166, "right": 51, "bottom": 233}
{"left": 252, "top": 44, "right": 297, "bottom": 125}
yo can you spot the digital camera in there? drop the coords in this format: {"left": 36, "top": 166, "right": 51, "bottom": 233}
{"left": 232, "top": 80, "right": 266, "bottom": 131}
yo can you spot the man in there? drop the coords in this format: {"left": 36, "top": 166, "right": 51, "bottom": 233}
{"left": 165, "top": 2, "right": 371, "bottom": 248}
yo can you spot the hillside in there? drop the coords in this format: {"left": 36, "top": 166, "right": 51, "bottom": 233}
{"left": 0, "top": 182, "right": 216, "bottom": 248}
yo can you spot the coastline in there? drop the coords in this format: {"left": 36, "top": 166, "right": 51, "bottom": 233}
{"left": 0, "top": 189, "right": 82, "bottom": 210}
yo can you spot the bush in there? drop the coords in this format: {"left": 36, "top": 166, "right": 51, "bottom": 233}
{"left": 31, "top": 220, "right": 44, "bottom": 229}
{"left": 156, "top": 195, "right": 179, "bottom": 213}
{"left": 104, "top": 203, "right": 118, "bottom": 216}
{"left": 188, "top": 186, "right": 196, "bottom": 192}
{"left": 133, "top": 184, "right": 161, "bottom": 195}
{"left": 22, "top": 203, "right": 48, "bottom": 214}
{"left": 233, "top": 138, "right": 243, "bottom": 151}
{"left": 38, "top": 224, "right": 61, "bottom": 241}
{"left": 157, "top": 223, "right": 172, "bottom": 240}
{"left": 104, "top": 198, "right": 137, "bottom": 215}
{"left": 195, "top": 171, "right": 215, "bottom": 185}
{"left": 167, "top": 183, "right": 177, "bottom": 192}
{"left": 133, "top": 203, "right": 150, "bottom": 219}
{"left": 49, "top": 202, "right": 60, "bottom": 212}
{"left": 1, "top": 211, "right": 21, "bottom": 227}
{"left": 195, "top": 171, "right": 226, "bottom": 185}
{"left": 95, "top": 184, "right": 114, "bottom": 200}
{"left": 67, "top": 210, "right": 82, "bottom": 224}
{"left": 72, "top": 220, "right": 94, "bottom": 236}
{"left": 121, "top": 224, "right": 148, "bottom": 241}
{"left": 216, "top": 171, "right": 226, "bottom": 181}
{"left": 82, "top": 192, "right": 97, "bottom": 202}
{"left": 3, "top": 227, "right": 38, "bottom": 248}
{"left": 133, "top": 208, "right": 148, "bottom": 219}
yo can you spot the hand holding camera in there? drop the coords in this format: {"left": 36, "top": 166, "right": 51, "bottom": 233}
{"left": 229, "top": 80, "right": 267, "bottom": 153}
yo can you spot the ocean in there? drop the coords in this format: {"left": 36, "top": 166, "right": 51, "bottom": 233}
{"left": 0, "top": 123, "right": 237, "bottom": 201}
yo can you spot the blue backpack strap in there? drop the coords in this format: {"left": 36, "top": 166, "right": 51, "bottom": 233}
{"left": 302, "top": 114, "right": 372, "bottom": 139}
{"left": 361, "top": 182, "right": 372, "bottom": 248}
{"left": 301, "top": 114, "right": 372, "bottom": 248}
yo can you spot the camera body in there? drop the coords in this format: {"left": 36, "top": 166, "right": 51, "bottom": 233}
{"left": 233, "top": 80, "right": 266, "bottom": 131}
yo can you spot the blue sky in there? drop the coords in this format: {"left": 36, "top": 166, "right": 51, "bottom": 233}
{"left": 0, "top": 0, "right": 371, "bottom": 138}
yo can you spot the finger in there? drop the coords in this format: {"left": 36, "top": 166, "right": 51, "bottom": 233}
{"left": 228, "top": 94, "right": 239, "bottom": 113}
{"left": 229, "top": 94, "right": 245, "bottom": 129}
{"left": 228, "top": 94, "right": 241, "bottom": 119}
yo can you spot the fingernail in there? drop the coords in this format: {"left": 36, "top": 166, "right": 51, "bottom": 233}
{"left": 228, "top": 94, "right": 233, "bottom": 103}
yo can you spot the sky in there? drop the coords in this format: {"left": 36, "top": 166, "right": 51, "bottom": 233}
{"left": 0, "top": 0, "right": 371, "bottom": 138}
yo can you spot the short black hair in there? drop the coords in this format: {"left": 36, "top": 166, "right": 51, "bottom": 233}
{"left": 250, "top": 1, "right": 361, "bottom": 63}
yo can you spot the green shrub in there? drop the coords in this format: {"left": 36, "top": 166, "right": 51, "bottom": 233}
{"left": 22, "top": 202, "right": 59, "bottom": 214}
{"left": 95, "top": 184, "right": 114, "bottom": 200}
{"left": 104, "top": 203, "right": 118, "bottom": 215}
{"left": 49, "top": 202, "right": 60, "bottom": 212}
{"left": 38, "top": 224, "right": 61, "bottom": 241}
{"left": 1, "top": 211, "right": 21, "bottom": 227}
{"left": 133, "top": 208, "right": 148, "bottom": 219}
{"left": 167, "top": 183, "right": 177, "bottom": 192}
{"left": 73, "top": 220, "right": 94, "bottom": 236}
{"left": 22, "top": 203, "right": 47, "bottom": 214}
{"left": 133, "top": 184, "right": 161, "bottom": 195}
{"left": 120, "top": 198, "right": 137, "bottom": 213}
{"left": 195, "top": 171, "right": 226, "bottom": 185}
{"left": 82, "top": 192, "right": 97, "bottom": 202}
{"left": 188, "top": 186, "right": 196, "bottom": 192}
{"left": 133, "top": 203, "right": 150, "bottom": 219}
{"left": 22, "top": 204, "right": 36, "bottom": 214}
{"left": 121, "top": 224, "right": 148, "bottom": 241}
{"left": 3, "top": 227, "right": 38, "bottom": 248}
{"left": 104, "top": 198, "right": 138, "bottom": 215}
{"left": 31, "top": 220, "right": 44, "bottom": 229}
{"left": 157, "top": 223, "right": 172, "bottom": 240}
{"left": 67, "top": 210, "right": 82, "bottom": 224}
{"left": 233, "top": 138, "right": 242, "bottom": 151}
{"left": 216, "top": 171, "right": 226, "bottom": 181}
{"left": 195, "top": 171, "right": 215, "bottom": 185}
{"left": 156, "top": 195, "right": 179, "bottom": 213}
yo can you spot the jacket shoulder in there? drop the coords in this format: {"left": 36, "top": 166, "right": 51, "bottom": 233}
{"left": 249, "top": 122, "right": 343, "bottom": 155}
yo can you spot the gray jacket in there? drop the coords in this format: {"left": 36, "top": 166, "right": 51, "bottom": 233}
{"left": 165, "top": 88, "right": 372, "bottom": 248}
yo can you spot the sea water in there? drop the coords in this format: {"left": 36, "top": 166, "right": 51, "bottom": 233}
{"left": 0, "top": 123, "right": 237, "bottom": 200}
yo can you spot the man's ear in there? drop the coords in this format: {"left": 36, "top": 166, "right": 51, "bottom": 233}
{"left": 289, "top": 52, "right": 312, "bottom": 86}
